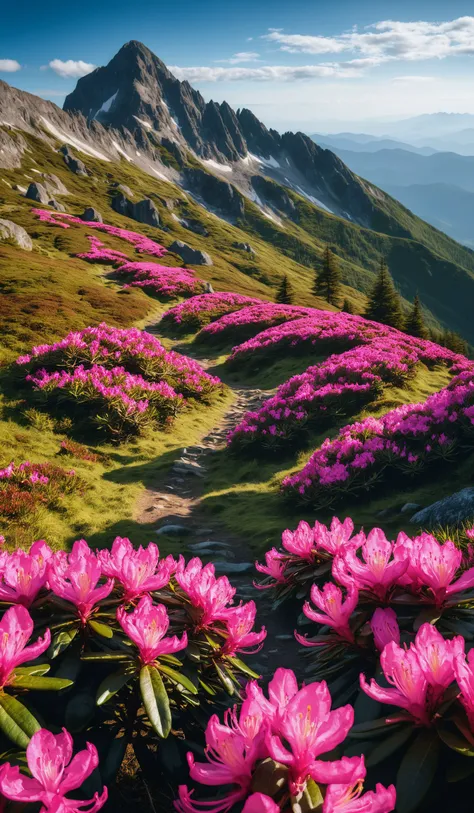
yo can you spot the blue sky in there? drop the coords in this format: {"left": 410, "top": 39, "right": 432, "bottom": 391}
{"left": 3, "top": 0, "right": 474, "bottom": 131}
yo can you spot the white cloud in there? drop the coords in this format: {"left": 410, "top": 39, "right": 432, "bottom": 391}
{"left": 215, "top": 51, "right": 261, "bottom": 64}
{"left": 169, "top": 63, "right": 361, "bottom": 82}
{"left": 391, "top": 75, "right": 435, "bottom": 84}
{"left": 0, "top": 59, "right": 21, "bottom": 72}
{"left": 46, "top": 59, "right": 97, "bottom": 79}
{"left": 263, "top": 17, "right": 474, "bottom": 63}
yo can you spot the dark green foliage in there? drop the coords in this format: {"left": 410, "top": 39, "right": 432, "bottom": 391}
{"left": 341, "top": 298, "right": 356, "bottom": 315}
{"left": 314, "top": 246, "right": 342, "bottom": 306}
{"left": 440, "top": 330, "right": 468, "bottom": 355}
{"left": 275, "top": 275, "right": 294, "bottom": 305}
{"left": 364, "top": 260, "right": 404, "bottom": 330}
{"left": 405, "top": 295, "right": 429, "bottom": 340}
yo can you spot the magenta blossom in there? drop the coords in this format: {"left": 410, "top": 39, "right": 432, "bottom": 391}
{"left": 370, "top": 608, "right": 400, "bottom": 652}
{"left": 175, "top": 557, "right": 236, "bottom": 627}
{"left": 117, "top": 595, "right": 187, "bottom": 665}
{"left": 48, "top": 540, "right": 113, "bottom": 624}
{"left": 242, "top": 794, "right": 279, "bottom": 812}
{"left": 0, "top": 604, "right": 51, "bottom": 688}
{"left": 360, "top": 623, "right": 459, "bottom": 725}
{"left": 334, "top": 528, "right": 408, "bottom": 601}
{"left": 0, "top": 541, "right": 52, "bottom": 607}
{"left": 220, "top": 601, "right": 266, "bottom": 656}
{"left": 323, "top": 779, "right": 396, "bottom": 813}
{"left": 455, "top": 648, "right": 474, "bottom": 730}
{"left": 282, "top": 520, "right": 316, "bottom": 561}
{"left": 0, "top": 728, "right": 107, "bottom": 813}
{"left": 297, "top": 582, "right": 359, "bottom": 643}
{"left": 98, "top": 537, "right": 176, "bottom": 600}
{"left": 254, "top": 548, "right": 287, "bottom": 588}
{"left": 314, "top": 517, "right": 357, "bottom": 556}
{"left": 267, "top": 680, "right": 359, "bottom": 794}
{"left": 397, "top": 533, "right": 474, "bottom": 606}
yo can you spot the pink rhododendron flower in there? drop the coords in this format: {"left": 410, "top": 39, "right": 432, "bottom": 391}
{"left": 334, "top": 528, "right": 408, "bottom": 601}
{"left": 297, "top": 582, "right": 359, "bottom": 643}
{"left": 0, "top": 604, "right": 51, "bottom": 688}
{"left": 117, "top": 595, "right": 187, "bottom": 664}
{"left": 175, "top": 557, "right": 236, "bottom": 626}
{"left": 466, "top": 528, "right": 474, "bottom": 540}
{"left": 254, "top": 548, "right": 287, "bottom": 587}
{"left": 282, "top": 520, "right": 316, "bottom": 561}
{"left": 0, "top": 728, "right": 107, "bottom": 813}
{"left": 360, "top": 623, "right": 459, "bottom": 724}
{"left": 0, "top": 540, "right": 52, "bottom": 606}
{"left": 324, "top": 779, "right": 396, "bottom": 813}
{"left": 267, "top": 680, "right": 358, "bottom": 794}
{"left": 454, "top": 648, "right": 474, "bottom": 730}
{"left": 370, "top": 608, "right": 400, "bottom": 652}
{"left": 220, "top": 601, "right": 266, "bottom": 656}
{"left": 242, "top": 794, "right": 279, "bottom": 813}
{"left": 48, "top": 540, "right": 113, "bottom": 624}
{"left": 396, "top": 533, "right": 474, "bottom": 606}
{"left": 314, "top": 517, "right": 356, "bottom": 556}
{"left": 98, "top": 537, "right": 176, "bottom": 600}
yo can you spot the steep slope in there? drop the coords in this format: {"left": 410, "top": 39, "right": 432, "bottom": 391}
{"left": 384, "top": 183, "right": 474, "bottom": 248}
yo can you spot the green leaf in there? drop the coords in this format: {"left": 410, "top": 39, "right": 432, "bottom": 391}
{"left": 438, "top": 727, "right": 474, "bottom": 757}
{"left": 291, "top": 779, "right": 324, "bottom": 813}
{"left": 396, "top": 729, "right": 440, "bottom": 813}
{"left": 366, "top": 726, "right": 414, "bottom": 767}
{"left": 11, "top": 674, "right": 73, "bottom": 691}
{"left": 96, "top": 668, "right": 135, "bottom": 705}
{"left": 349, "top": 717, "right": 400, "bottom": 737}
{"left": 139, "top": 665, "right": 171, "bottom": 738}
{"left": 65, "top": 692, "right": 97, "bottom": 732}
{"left": 101, "top": 736, "right": 128, "bottom": 783}
{"left": 447, "top": 757, "right": 474, "bottom": 783}
{"left": 156, "top": 663, "right": 198, "bottom": 695}
{"left": 413, "top": 608, "right": 441, "bottom": 632}
{"left": 88, "top": 619, "right": 114, "bottom": 639}
{"left": 81, "top": 653, "right": 132, "bottom": 662}
{"left": 251, "top": 757, "right": 288, "bottom": 796}
{"left": 214, "top": 662, "right": 235, "bottom": 695}
{"left": 353, "top": 689, "right": 381, "bottom": 725}
{"left": 0, "top": 693, "right": 41, "bottom": 748}
{"left": 225, "top": 656, "right": 260, "bottom": 679}
{"left": 49, "top": 626, "right": 79, "bottom": 659}
{"left": 13, "top": 665, "right": 50, "bottom": 677}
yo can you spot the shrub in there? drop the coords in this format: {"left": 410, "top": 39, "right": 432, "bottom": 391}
{"left": 0, "top": 460, "right": 84, "bottom": 519}
{"left": 116, "top": 262, "right": 205, "bottom": 299}
{"left": 160, "top": 292, "right": 265, "bottom": 333}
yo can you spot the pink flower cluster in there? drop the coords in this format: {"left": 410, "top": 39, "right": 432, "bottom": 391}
{"left": 161, "top": 292, "right": 265, "bottom": 331}
{"left": 17, "top": 322, "right": 221, "bottom": 400}
{"left": 0, "top": 461, "right": 80, "bottom": 519}
{"left": 282, "top": 363, "right": 474, "bottom": 504}
{"left": 175, "top": 668, "right": 396, "bottom": 813}
{"left": 33, "top": 209, "right": 167, "bottom": 257}
{"left": 117, "top": 261, "right": 206, "bottom": 299}
{"left": 199, "top": 303, "right": 317, "bottom": 343}
{"left": 229, "top": 336, "right": 463, "bottom": 449}
{"left": 75, "top": 235, "right": 129, "bottom": 264}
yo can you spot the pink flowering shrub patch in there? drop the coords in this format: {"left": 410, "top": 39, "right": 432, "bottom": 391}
{"left": 15, "top": 324, "right": 222, "bottom": 438}
{"left": 282, "top": 362, "right": 474, "bottom": 506}
{"left": 33, "top": 209, "right": 167, "bottom": 257}
{"left": 116, "top": 261, "right": 206, "bottom": 299}
{"left": 0, "top": 461, "right": 83, "bottom": 519}
{"left": 75, "top": 235, "right": 129, "bottom": 264}
{"left": 229, "top": 337, "right": 464, "bottom": 452}
{"left": 197, "top": 303, "right": 317, "bottom": 345}
{"left": 160, "top": 292, "right": 265, "bottom": 333}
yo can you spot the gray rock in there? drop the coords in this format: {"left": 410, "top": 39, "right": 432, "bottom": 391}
{"left": 400, "top": 502, "right": 422, "bottom": 515}
{"left": 111, "top": 192, "right": 130, "bottom": 216}
{"left": 25, "top": 182, "right": 50, "bottom": 204}
{"left": 411, "top": 488, "right": 474, "bottom": 528}
{"left": 213, "top": 562, "right": 253, "bottom": 574}
{"left": 0, "top": 219, "right": 33, "bottom": 251}
{"left": 42, "top": 173, "right": 69, "bottom": 196}
{"left": 203, "top": 281, "right": 214, "bottom": 293}
{"left": 48, "top": 199, "right": 66, "bottom": 212}
{"left": 188, "top": 540, "right": 231, "bottom": 552}
{"left": 232, "top": 241, "right": 256, "bottom": 255}
{"left": 169, "top": 240, "right": 213, "bottom": 266}
{"left": 156, "top": 524, "right": 191, "bottom": 536}
{"left": 133, "top": 198, "right": 160, "bottom": 227}
{"left": 113, "top": 183, "right": 134, "bottom": 198}
{"left": 182, "top": 217, "right": 208, "bottom": 237}
{"left": 80, "top": 207, "right": 103, "bottom": 223}
{"left": 60, "top": 145, "right": 88, "bottom": 176}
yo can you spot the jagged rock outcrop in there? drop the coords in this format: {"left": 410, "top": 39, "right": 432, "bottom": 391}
{"left": 26, "top": 182, "right": 50, "bottom": 204}
{"left": 80, "top": 207, "right": 103, "bottom": 222}
{"left": 48, "top": 199, "right": 66, "bottom": 212}
{"left": 184, "top": 168, "right": 244, "bottom": 219}
{"left": 251, "top": 176, "right": 297, "bottom": 220}
{"left": 181, "top": 217, "right": 208, "bottom": 237}
{"left": 112, "top": 182, "right": 134, "bottom": 198}
{"left": 0, "top": 128, "right": 28, "bottom": 169}
{"left": 169, "top": 240, "right": 212, "bottom": 265}
{"left": 60, "top": 145, "right": 88, "bottom": 176}
{"left": 0, "top": 219, "right": 33, "bottom": 250}
{"left": 111, "top": 193, "right": 160, "bottom": 227}
{"left": 42, "top": 174, "right": 69, "bottom": 196}
{"left": 232, "top": 241, "right": 256, "bottom": 255}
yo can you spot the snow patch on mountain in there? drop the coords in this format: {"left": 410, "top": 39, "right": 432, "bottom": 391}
{"left": 39, "top": 117, "right": 110, "bottom": 161}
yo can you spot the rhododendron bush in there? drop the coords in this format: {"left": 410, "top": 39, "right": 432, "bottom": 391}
{"left": 161, "top": 293, "right": 265, "bottom": 333}
{"left": 0, "top": 461, "right": 83, "bottom": 520}
{"left": 197, "top": 303, "right": 317, "bottom": 345}
{"left": 15, "top": 324, "right": 222, "bottom": 438}
{"left": 116, "top": 261, "right": 206, "bottom": 299}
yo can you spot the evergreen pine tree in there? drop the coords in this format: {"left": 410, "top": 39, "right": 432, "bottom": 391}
{"left": 275, "top": 275, "right": 294, "bottom": 305}
{"left": 441, "top": 330, "right": 468, "bottom": 355}
{"left": 314, "top": 246, "right": 342, "bottom": 306}
{"left": 364, "top": 260, "right": 404, "bottom": 330}
{"left": 341, "top": 298, "right": 355, "bottom": 314}
{"left": 405, "top": 295, "right": 428, "bottom": 339}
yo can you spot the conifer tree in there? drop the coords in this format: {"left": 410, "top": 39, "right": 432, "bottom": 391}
{"left": 275, "top": 275, "right": 294, "bottom": 305}
{"left": 341, "top": 298, "right": 355, "bottom": 314}
{"left": 405, "top": 294, "right": 428, "bottom": 339}
{"left": 314, "top": 246, "right": 342, "bottom": 306}
{"left": 364, "top": 260, "right": 404, "bottom": 330}
{"left": 441, "top": 330, "right": 468, "bottom": 355}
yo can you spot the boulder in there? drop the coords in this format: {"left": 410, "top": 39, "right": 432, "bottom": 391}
{"left": 132, "top": 198, "right": 160, "bottom": 227}
{"left": 184, "top": 167, "right": 245, "bottom": 219}
{"left": 0, "top": 219, "right": 33, "bottom": 251}
{"left": 111, "top": 192, "right": 131, "bottom": 216}
{"left": 411, "top": 488, "right": 474, "bottom": 528}
{"left": 60, "top": 145, "right": 88, "bottom": 177}
{"left": 400, "top": 502, "right": 422, "bottom": 515}
{"left": 182, "top": 217, "right": 208, "bottom": 236}
{"left": 111, "top": 182, "right": 134, "bottom": 198}
{"left": 169, "top": 240, "right": 213, "bottom": 266}
{"left": 203, "top": 281, "right": 214, "bottom": 293}
{"left": 80, "top": 207, "right": 103, "bottom": 223}
{"left": 48, "top": 199, "right": 66, "bottom": 212}
{"left": 232, "top": 241, "right": 256, "bottom": 255}
{"left": 25, "top": 182, "right": 49, "bottom": 204}
{"left": 42, "top": 174, "right": 69, "bottom": 196}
